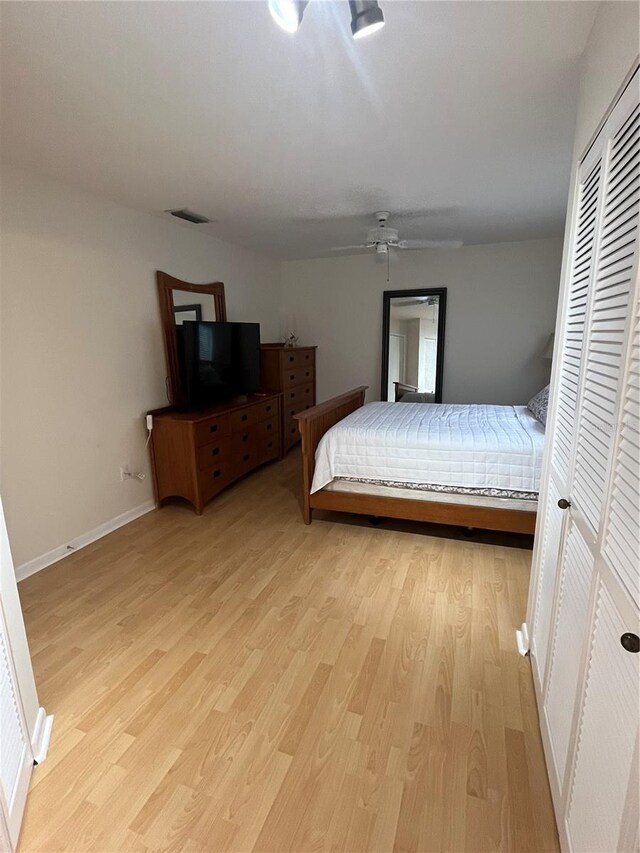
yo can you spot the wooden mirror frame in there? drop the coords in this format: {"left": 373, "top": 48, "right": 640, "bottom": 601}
{"left": 157, "top": 271, "right": 227, "bottom": 406}
{"left": 380, "top": 287, "right": 447, "bottom": 402}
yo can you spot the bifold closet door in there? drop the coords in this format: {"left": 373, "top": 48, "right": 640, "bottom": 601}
{"left": 0, "top": 497, "right": 39, "bottom": 851}
{"left": 0, "top": 602, "right": 34, "bottom": 850}
{"left": 529, "top": 112, "right": 604, "bottom": 691}
{"left": 529, "top": 66, "right": 639, "bottom": 852}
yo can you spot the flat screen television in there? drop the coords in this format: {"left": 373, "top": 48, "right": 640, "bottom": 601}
{"left": 177, "top": 321, "right": 261, "bottom": 405}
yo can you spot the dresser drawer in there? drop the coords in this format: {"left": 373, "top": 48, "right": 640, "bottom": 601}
{"left": 231, "top": 423, "right": 258, "bottom": 454}
{"left": 194, "top": 414, "right": 230, "bottom": 447}
{"left": 282, "top": 364, "right": 315, "bottom": 389}
{"left": 285, "top": 399, "right": 314, "bottom": 423}
{"left": 236, "top": 447, "right": 258, "bottom": 476}
{"left": 254, "top": 399, "right": 278, "bottom": 422}
{"left": 199, "top": 461, "right": 235, "bottom": 502}
{"left": 258, "top": 415, "right": 279, "bottom": 440}
{"left": 260, "top": 434, "right": 279, "bottom": 463}
{"left": 196, "top": 437, "right": 231, "bottom": 471}
{"left": 229, "top": 407, "right": 257, "bottom": 431}
{"left": 285, "top": 416, "right": 300, "bottom": 446}
{"left": 281, "top": 349, "right": 315, "bottom": 369}
{"left": 285, "top": 384, "right": 314, "bottom": 407}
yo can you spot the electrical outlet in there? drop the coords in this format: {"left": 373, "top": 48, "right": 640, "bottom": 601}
{"left": 120, "top": 466, "right": 132, "bottom": 481}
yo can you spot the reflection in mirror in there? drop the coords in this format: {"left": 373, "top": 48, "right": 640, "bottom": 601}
{"left": 172, "top": 290, "right": 216, "bottom": 325}
{"left": 156, "top": 271, "right": 226, "bottom": 406}
{"left": 381, "top": 288, "right": 447, "bottom": 403}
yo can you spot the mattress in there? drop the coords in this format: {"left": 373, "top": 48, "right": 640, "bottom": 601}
{"left": 311, "top": 401, "right": 545, "bottom": 496}
{"left": 325, "top": 479, "right": 538, "bottom": 512}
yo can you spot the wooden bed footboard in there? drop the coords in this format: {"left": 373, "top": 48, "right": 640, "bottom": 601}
{"left": 293, "top": 386, "right": 368, "bottom": 523}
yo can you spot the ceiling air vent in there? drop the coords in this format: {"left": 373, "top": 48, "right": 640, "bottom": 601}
{"left": 166, "top": 208, "right": 210, "bottom": 224}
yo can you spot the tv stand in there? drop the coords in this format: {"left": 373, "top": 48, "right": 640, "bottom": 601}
{"left": 147, "top": 391, "right": 283, "bottom": 514}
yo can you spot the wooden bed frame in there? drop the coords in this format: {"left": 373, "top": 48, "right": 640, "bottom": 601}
{"left": 294, "top": 387, "right": 537, "bottom": 534}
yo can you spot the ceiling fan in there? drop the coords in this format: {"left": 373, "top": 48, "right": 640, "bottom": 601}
{"left": 331, "top": 211, "right": 463, "bottom": 254}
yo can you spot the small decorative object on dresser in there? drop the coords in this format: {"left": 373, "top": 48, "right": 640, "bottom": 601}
{"left": 260, "top": 344, "right": 317, "bottom": 453}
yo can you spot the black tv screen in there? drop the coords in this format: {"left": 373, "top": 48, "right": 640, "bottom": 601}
{"left": 178, "top": 321, "right": 261, "bottom": 405}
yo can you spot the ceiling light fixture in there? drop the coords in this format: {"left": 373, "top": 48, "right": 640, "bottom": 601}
{"left": 268, "top": 0, "right": 309, "bottom": 33}
{"left": 349, "top": 0, "right": 385, "bottom": 39}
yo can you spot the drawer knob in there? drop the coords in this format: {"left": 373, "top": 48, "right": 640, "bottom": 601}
{"left": 291, "top": 426, "right": 296, "bottom": 433}
{"left": 267, "top": 441, "right": 273, "bottom": 448}
{"left": 557, "top": 498, "right": 571, "bottom": 510}
{"left": 243, "top": 453, "right": 250, "bottom": 462}
{"left": 241, "top": 414, "right": 248, "bottom": 421}
{"left": 621, "top": 633, "right": 640, "bottom": 653}
{"left": 266, "top": 423, "right": 272, "bottom": 430}
{"left": 289, "top": 356, "right": 295, "bottom": 362}
{"left": 213, "top": 469, "right": 221, "bottom": 478}
{"left": 290, "top": 375, "right": 295, "bottom": 381}
{"left": 266, "top": 405, "right": 271, "bottom": 412}
{"left": 212, "top": 447, "right": 220, "bottom": 456}
{"left": 242, "top": 434, "right": 249, "bottom": 442}
{"left": 210, "top": 424, "right": 218, "bottom": 433}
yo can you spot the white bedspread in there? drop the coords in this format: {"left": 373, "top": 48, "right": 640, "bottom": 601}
{"left": 311, "top": 402, "right": 545, "bottom": 495}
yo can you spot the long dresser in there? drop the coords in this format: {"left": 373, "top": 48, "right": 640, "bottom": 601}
{"left": 260, "top": 344, "right": 317, "bottom": 452}
{"left": 148, "top": 391, "right": 283, "bottom": 514}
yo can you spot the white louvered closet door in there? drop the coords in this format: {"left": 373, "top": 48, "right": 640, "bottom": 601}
{"left": 529, "top": 140, "right": 603, "bottom": 688}
{"left": 0, "top": 495, "right": 42, "bottom": 852}
{"left": 529, "top": 66, "right": 639, "bottom": 852}
{"left": 0, "top": 600, "right": 34, "bottom": 851}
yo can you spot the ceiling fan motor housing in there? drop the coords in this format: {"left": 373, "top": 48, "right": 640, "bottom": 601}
{"left": 367, "top": 225, "right": 399, "bottom": 246}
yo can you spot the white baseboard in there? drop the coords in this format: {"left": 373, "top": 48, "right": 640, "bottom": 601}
{"left": 15, "top": 500, "right": 155, "bottom": 583}
{"left": 31, "top": 707, "right": 54, "bottom": 764}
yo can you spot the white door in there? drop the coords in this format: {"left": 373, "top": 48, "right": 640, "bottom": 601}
{"left": 387, "top": 333, "right": 405, "bottom": 399}
{"left": 529, "top": 67, "right": 639, "bottom": 851}
{"left": 418, "top": 337, "right": 437, "bottom": 393}
{"left": 0, "top": 497, "right": 46, "bottom": 851}
{"left": 0, "top": 603, "right": 34, "bottom": 850}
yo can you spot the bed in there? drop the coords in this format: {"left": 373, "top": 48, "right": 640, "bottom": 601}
{"left": 294, "top": 387, "right": 544, "bottom": 534}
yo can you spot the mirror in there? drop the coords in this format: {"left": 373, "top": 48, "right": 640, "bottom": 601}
{"left": 157, "top": 271, "right": 227, "bottom": 405}
{"left": 381, "top": 288, "right": 447, "bottom": 402}
{"left": 172, "top": 290, "right": 217, "bottom": 324}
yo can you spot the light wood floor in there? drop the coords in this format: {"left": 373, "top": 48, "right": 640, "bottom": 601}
{"left": 18, "top": 452, "right": 559, "bottom": 852}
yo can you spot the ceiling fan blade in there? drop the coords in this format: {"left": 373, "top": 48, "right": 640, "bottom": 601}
{"left": 329, "top": 244, "right": 368, "bottom": 251}
{"left": 397, "top": 239, "right": 463, "bottom": 249}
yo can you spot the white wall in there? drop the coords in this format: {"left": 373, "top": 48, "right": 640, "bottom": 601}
{"left": 280, "top": 238, "right": 562, "bottom": 405}
{"left": 0, "top": 166, "right": 280, "bottom": 568}
{"left": 572, "top": 2, "right": 639, "bottom": 160}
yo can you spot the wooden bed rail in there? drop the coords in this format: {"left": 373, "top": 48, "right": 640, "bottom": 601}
{"left": 294, "top": 386, "right": 368, "bottom": 523}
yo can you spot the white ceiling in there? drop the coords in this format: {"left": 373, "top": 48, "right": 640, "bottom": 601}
{"left": 391, "top": 300, "right": 438, "bottom": 322}
{"left": 0, "top": 1, "right": 598, "bottom": 260}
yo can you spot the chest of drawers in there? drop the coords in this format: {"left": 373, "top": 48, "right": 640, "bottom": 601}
{"left": 260, "top": 345, "right": 317, "bottom": 452}
{"left": 148, "top": 392, "right": 283, "bottom": 514}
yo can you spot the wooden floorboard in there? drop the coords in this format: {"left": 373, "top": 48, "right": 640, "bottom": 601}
{"left": 17, "top": 451, "right": 558, "bottom": 852}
